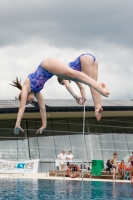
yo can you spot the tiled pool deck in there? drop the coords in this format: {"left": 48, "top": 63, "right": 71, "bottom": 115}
{"left": 0, "top": 173, "right": 131, "bottom": 183}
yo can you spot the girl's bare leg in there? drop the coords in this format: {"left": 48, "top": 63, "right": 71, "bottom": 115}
{"left": 42, "top": 58, "right": 110, "bottom": 97}
{"left": 81, "top": 55, "right": 103, "bottom": 121}
{"left": 113, "top": 168, "right": 116, "bottom": 182}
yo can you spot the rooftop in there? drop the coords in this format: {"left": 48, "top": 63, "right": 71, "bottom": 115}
{"left": 0, "top": 99, "right": 133, "bottom": 113}
{"left": 0, "top": 99, "right": 133, "bottom": 119}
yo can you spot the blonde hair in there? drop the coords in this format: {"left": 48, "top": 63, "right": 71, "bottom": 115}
{"left": 10, "top": 77, "right": 22, "bottom": 101}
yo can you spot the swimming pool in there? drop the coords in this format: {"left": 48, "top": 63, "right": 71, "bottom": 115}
{"left": 0, "top": 179, "right": 133, "bottom": 200}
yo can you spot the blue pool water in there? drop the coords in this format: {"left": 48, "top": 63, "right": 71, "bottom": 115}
{"left": 0, "top": 179, "right": 133, "bottom": 200}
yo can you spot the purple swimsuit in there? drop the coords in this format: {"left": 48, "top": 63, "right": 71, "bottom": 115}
{"left": 68, "top": 53, "right": 96, "bottom": 72}
{"left": 28, "top": 64, "right": 53, "bottom": 93}
{"left": 28, "top": 53, "right": 96, "bottom": 93}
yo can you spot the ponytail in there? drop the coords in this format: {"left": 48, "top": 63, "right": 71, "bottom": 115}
{"left": 10, "top": 77, "right": 22, "bottom": 101}
{"left": 10, "top": 77, "right": 22, "bottom": 90}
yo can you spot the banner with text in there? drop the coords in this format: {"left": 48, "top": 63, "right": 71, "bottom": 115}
{"left": 0, "top": 159, "right": 39, "bottom": 173}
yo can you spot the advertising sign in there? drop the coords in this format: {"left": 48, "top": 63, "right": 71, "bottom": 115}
{"left": 0, "top": 159, "right": 39, "bottom": 173}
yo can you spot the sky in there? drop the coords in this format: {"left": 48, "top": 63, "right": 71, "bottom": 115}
{"left": 0, "top": 0, "right": 133, "bottom": 101}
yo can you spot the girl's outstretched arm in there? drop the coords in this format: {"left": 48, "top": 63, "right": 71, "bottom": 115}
{"left": 75, "top": 82, "right": 86, "bottom": 105}
{"left": 14, "top": 86, "right": 28, "bottom": 134}
{"left": 62, "top": 80, "right": 81, "bottom": 104}
{"left": 35, "top": 92, "right": 46, "bottom": 134}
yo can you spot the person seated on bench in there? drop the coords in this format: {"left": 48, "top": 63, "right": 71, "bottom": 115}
{"left": 57, "top": 150, "right": 67, "bottom": 171}
{"left": 106, "top": 159, "right": 112, "bottom": 174}
{"left": 118, "top": 160, "right": 126, "bottom": 177}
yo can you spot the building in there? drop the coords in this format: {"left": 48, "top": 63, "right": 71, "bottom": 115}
{"left": 0, "top": 99, "right": 133, "bottom": 171}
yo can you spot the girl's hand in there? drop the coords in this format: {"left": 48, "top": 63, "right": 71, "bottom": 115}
{"left": 36, "top": 126, "right": 46, "bottom": 134}
{"left": 14, "top": 126, "right": 24, "bottom": 135}
{"left": 74, "top": 96, "right": 82, "bottom": 105}
{"left": 81, "top": 97, "right": 86, "bottom": 105}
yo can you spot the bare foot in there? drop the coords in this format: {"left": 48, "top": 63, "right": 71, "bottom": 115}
{"left": 98, "top": 83, "right": 110, "bottom": 97}
{"left": 95, "top": 106, "right": 103, "bottom": 121}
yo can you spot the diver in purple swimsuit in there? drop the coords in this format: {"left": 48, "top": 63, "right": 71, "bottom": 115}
{"left": 10, "top": 55, "right": 110, "bottom": 134}
{"left": 58, "top": 53, "right": 103, "bottom": 121}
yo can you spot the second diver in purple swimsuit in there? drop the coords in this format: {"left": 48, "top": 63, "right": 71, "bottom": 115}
{"left": 57, "top": 53, "right": 104, "bottom": 121}
{"left": 10, "top": 54, "right": 110, "bottom": 134}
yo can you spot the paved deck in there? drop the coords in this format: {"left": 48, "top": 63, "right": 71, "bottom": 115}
{"left": 0, "top": 173, "right": 131, "bottom": 183}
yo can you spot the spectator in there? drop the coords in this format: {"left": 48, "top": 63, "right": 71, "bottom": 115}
{"left": 106, "top": 159, "right": 112, "bottom": 174}
{"left": 110, "top": 152, "right": 117, "bottom": 182}
{"left": 128, "top": 151, "right": 133, "bottom": 183}
{"left": 57, "top": 150, "right": 67, "bottom": 170}
{"left": 118, "top": 160, "right": 126, "bottom": 177}
{"left": 66, "top": 151, "right": 74, "bottom": 166}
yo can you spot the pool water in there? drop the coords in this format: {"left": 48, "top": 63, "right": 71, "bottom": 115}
{"left": 0, "top": 179, "right": 133, "bottom": 200}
